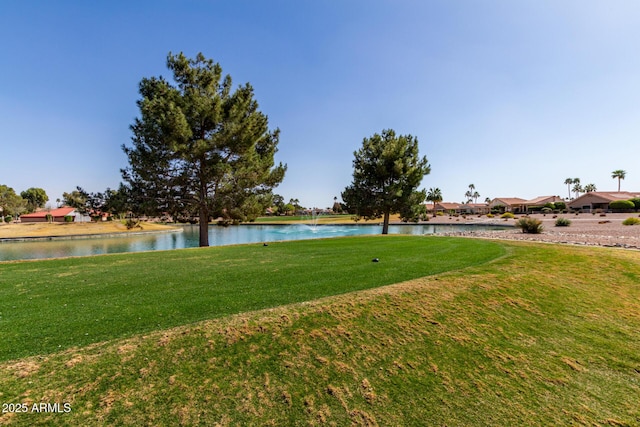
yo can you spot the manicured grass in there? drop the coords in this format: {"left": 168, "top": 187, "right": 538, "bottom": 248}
{"left": 2, "top": 239, "right": 639, "bottom": 426}
{"left": 0, "top": 236, "right": 503, "bottom": 361}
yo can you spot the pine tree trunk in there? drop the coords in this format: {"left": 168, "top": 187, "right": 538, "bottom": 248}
{"left": 382, "top": 210, "right": 390, "bottom": 235}
{"left": 198, "top": 166, "right": 210, "bottom": 247}
{"left": 199, "top": 204, "right": 209, "bottom": 247}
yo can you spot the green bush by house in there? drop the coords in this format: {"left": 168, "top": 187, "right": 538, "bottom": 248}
{"left": 554, "top": 201, "right": 567, "bottom": 211}
{"left": 609, "top": 200, "right": 635, "bottom": 211}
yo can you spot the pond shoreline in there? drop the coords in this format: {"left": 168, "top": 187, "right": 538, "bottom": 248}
{"left": 0, "top": 221, "right": 180, "bottom": 241}
{"left": 0, "top": 227, "right": 182, "bottom": 243}
{"left": 0, "top": 221, "right": 512, "bottom": 242}
{"left": 0, "top": 223, "right": 510, "bottom": 262}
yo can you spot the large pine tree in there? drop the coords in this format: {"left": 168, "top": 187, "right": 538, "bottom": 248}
{"left": 342, "top": 129, "right": 430, "bottom": 234}
{"left": 122, "top": 52, "right": 286, "bottom": 246}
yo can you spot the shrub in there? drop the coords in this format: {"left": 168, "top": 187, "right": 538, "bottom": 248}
{"left": 486, "top": 213, "right": 494, "bottom": 218}
{"left": 515, "top": 217, "right": 544, "bottom": 234}
{"left": 555, "top": 217, "right": 571, "bottom": 227}
{"left": 629, "top": 198, "right": 640, "bottom": 210}
{"left": 501, "top": 212, "right": 515, "bottom": 219}
{"left": 436, "top": 211, "right": 444, "bottom": 216}
{"left": 64, "top": 215, "right": 74, "bottom": 223}
{"left": 622, "top": 217, "right": 640, "bottom": 226}
{"left": 609, "top": 200, "right": 635, "bottom": 212}
{"left": 554, "top": 201, "right": 566, "bottom": 211}
{"left": 123, "top": 218, "right": 141, "bottom": 230}
{"left": 4, "top": 215, "right": 13, "bottom": 223}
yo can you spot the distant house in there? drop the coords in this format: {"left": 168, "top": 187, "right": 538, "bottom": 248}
{"left": 432, "top": 202, "right": 463, "bottom": 215}
{"left": 489, "top": 198, "right": 527, "bottom": 213}
{"left": 465, "top": 203, "right": 491, "bottom": 215}
{"left": 431, "top": 202, "right": 490, "bottom": 215}
{"left": 522, "top": 195, "right": 565, "bottom": 211}
{"left": 568, "top": 192, "right": 640, "bottom": 212}
{"left": 20, "top": 207, "right": 88, "bottom": 223}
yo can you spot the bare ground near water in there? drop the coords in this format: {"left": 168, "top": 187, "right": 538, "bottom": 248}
{"left": 0, "top": 221, "right": 178, "bottom": 239}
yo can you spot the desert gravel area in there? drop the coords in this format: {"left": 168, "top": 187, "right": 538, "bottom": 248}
{"left": 431, "top": 213, "right": 640, "bottom": 249}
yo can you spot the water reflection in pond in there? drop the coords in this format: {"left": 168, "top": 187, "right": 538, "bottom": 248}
{"left": 0, "top": 224, "right": 507, "bottom": 261}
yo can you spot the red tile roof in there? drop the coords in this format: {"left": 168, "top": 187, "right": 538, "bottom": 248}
{"left": 20, "top": 207, "right": 76, "bottom": 218}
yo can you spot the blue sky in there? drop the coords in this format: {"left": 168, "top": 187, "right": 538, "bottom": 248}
{"left": 1, "top": 1, "right": 639, "bottom": 208}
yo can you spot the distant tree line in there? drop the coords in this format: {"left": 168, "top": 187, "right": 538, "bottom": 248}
{"left": 61, "top": 185, "right": 131, "bottom": 219}
{"left": 0, "top": 185, "right": 49, "bottom": 221}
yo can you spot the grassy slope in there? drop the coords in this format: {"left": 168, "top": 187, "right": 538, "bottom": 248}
{"left": 0, "top": 236, "right": 502, "bottom": 361}
{"left": 1, "top": 240, "right": 639, "bottom": 426}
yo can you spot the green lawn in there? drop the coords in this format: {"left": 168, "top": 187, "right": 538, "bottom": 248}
{"left": 0, "top": 236, "right": 503, "bottom": 361}
{"left": 2, "top": 238, "right": 640, "bottom": 426}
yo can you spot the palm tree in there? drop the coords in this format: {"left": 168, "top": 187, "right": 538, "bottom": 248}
{"left": 572, "top": 182, "right": 583, "bottom": 199}
{"left": 332, "top": 196, "right": 341, "bottom": 213}
{"left": 289, "top": 198, "right": 301, "bottom": 212}
{"left": 611, "top": 170, "right": 626, "bottom": 192}
{"left": 472, "top": 191, "right": 480, "bottom": 203}
{"left": 426, "top": 187, "right": 443, "bottom": 217}
{"left": 564, "top": 178, "right": 574, "bottom": 199}
{"left": 465, "top": 184, "right": 476, "bottom": 203}
{"left": 584, "top": 183, "right": 597, "bottom": 193}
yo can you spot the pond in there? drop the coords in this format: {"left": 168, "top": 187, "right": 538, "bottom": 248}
{"left": 0, "top": 224, "right": 508, "bottom": 262}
